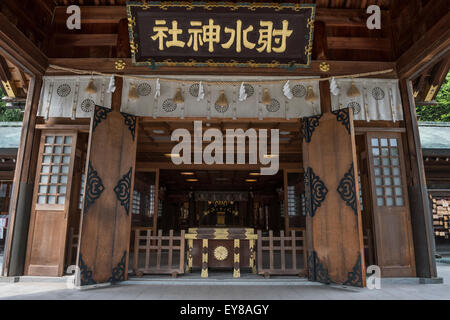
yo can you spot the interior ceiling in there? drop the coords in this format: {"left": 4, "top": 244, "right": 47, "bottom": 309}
{"left": 53, "top": 0, "right": 392, "bottom": 9}
{"left": 159, "top": 169, "right": 284, "bottom": 192}
{"left": 2, "top": 1, "right": 448, "bottom": 106}
{"left": 137, "top": 119, "right": 303, "bottom": 164}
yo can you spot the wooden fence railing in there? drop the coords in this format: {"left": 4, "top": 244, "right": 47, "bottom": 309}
{"left": 133, "top": 228, "right": 185, "bottom": 277}
{"left": 257, "top": 229, "right": 306, "bottom": 278}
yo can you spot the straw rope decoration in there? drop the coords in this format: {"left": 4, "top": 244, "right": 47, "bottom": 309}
{"left": 48, "top": 64, "right": 394, "bottom": 86}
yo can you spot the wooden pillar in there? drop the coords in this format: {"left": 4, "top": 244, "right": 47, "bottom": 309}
{"left": 152, "top": 168, "right": 160, "bottom": 236}
{"left": 116, "top": 19, "right": 131, "bottom": 59}
{"left": 313, "top": 21, "right": 327, "bottom": 60}
{"left": 76, "top": 77, "right": 138, "bottom": 285}
{"left": 399, "top": 79, "right": 437, "bottom": 278}
{"left": 303, "top": 81, "right": 366, "bottom": 287}
{"left": 3, "top": 76, "right": 42, "bottom": 276}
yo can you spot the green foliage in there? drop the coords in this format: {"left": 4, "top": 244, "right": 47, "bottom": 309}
{"left": 0, "top": 87, "right": 23, "bottom": 122}
{"left": 416, "top": 72, "right": 450, "bottom": 122}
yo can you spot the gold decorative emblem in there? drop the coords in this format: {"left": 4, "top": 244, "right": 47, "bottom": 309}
{"left": 214, "top": 246, "right": 229, "bottom": 261}
{"left": 115, "top": 60, "right": 126, "bottom": 70}
{"left": 320, "top": 62, "right": 330, "bottom": 72}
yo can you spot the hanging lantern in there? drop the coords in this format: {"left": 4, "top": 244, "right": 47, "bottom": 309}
{"left": 215, "top": 90, "right": 229, "bottom": 107}
{"left": 347, "top": 81, "right": 360, "bottom": 98}
{"left": 305, "top": 86, "right": 317, "bottom": 102}
{"left": 85, "top": 78, "right": 97, "bottom": 94}
{"left": 128, "top": 83, "right": 139, "bottom": 100}
{"left": 173, "top": 88, "right": 184, "bottom": 104}
{"left": 261, "top": 88, "right": 272, "bottom": 105}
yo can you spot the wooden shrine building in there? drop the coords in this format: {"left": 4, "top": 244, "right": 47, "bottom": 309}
{"left": 0, "top": 1, "right": 449, "bottom": 287}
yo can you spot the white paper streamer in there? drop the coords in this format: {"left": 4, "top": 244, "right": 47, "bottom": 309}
{"left": 197, "top": 81, "right": 205, "bottom": 101}
{"left": 283, "top": 80, "right": 293, "bottom": 100}
{"left": 330, "top": 77, "right": 340, "bottom": 96}
{"left": 154, "top": 78, "right": 160, "bottom": 98}
{"left": 239, "top": 82, "right": 247, "bottom": 101}
{"left": 107, "top": 75, "right": 116, "bottom": 93}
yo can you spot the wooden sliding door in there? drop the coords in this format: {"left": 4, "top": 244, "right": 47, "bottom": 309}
{"left": 366, "top": 132, "right": 416, "bottom": 277}
{"left": 25, "top": 131, "right": 77, "bottom": 276}
{"left": 77, "top": 105, "right": 137, "bottom": 285}
{"left": 303, "top": 81, "right": 366, "bottom": 287}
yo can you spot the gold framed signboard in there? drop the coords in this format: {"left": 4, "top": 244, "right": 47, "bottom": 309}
{"left": 126, "top": 2, "right": 316, "bottom": 70}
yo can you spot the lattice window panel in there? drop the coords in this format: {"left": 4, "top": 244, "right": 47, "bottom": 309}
{"left": 369, "top": 137, "right": 404, "bottom": 207}
{"left": 35, "top": 133, "right": 76, "bottom": 210}
{"left": 132, "top": 190, "right": 141, "bottom": 215}
{"left": 287, "top": 185, "right": 301, "bottom": 216}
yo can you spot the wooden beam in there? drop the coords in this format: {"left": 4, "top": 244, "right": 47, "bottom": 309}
{"left": 313, "top": 21, "right": 327, "bottom": 60}
{"left": 53, "top": 6, "right": 127, "bottom": 24}
{"left": 328, "top": 37, "right": 391, "bottom": 51}
{"left": 53, "top": 34, "right": 118, "bottom": 47}
{"left": 47, "top": 58, "right": 397, "bottom": 77}
{"left": 396, "top": 11, "right": 450, "bottom": 79}
{"left": 136, "top": 162, "right": 302, "bottom": 171}
{"left": 0, "top": 55, "right": 12, "bottom": 81}
{"left": 0, "top": 170, "right": 14, "bottom": 180}
{"left": 35, "top": 124, "right": 91, "bottom": 132}
{"left": 117, "top": 18, "right": 131, "bottom": 58}
{"left": 0, "top": 13, "right": 48, "bottom": 75}
{"left": 2, "top": 0, "right": 49, "bottom": 40}
{"left": 52, "top": 6, "right": 389, "bottom": 27}
{"left": 0, "top": 55, "right": 17, "bottom": 97}
{"left": 52, "top": 32, "right": 391, "bottom": 52}
{"left": 423, "top": 55, "right": 450, "bottom": 102}
{"left": 17, "top": 69, "right": 28, "bottom": 93}
{"left": 137, "top": 145, "right": 302, "bottom": 154}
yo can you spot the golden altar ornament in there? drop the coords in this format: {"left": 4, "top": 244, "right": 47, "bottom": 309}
{"left": 213, "top": 246, "right": 229, "bottom": 261}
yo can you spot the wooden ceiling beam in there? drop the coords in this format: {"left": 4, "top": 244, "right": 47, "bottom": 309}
{"left": 0, "top": 55, "right": 11, "bottom": 81}
{"left": 136, "top": 162, "right": 302, "bottom": 171}
{"left": 422, "top": 55, "right": 450, "bottom": 102}
{"left": 53, "top": 34, "right": 118, "bottom": 47}
{"left": 328, "top": 37, "right": 391, "bottom": 51}
{"left": 0, "top": 55, "right": 18, "bottom": 97}
{"left": 50, "top": 34, "right": 391, "bottom": 52}
{"left": 395, "top": 0, "right": 447, "bottom": 50}
{"left": 47, "top": 58, "right": 397, "bottom": 77}
{"left": 413, "top": 71, "right": 430, "bottom": 99}
{"left": 17, "top": 69, "right": 29, "bottom": 94}
{"left": 2, "top": 0, "right": 49, "bottom": 40}
{"left": 52, "top": 6, "right": 389, "bottom": 27}
{"left": 0, "top": 13, "right": 48, "bottom": 75}
{"left": 137, "top": 144, "right": 302, "bottom": 154}
{"left": 396, "top": 11, "right": 450, "bottom": 79}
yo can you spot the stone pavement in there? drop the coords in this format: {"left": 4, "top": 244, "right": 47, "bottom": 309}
{"left": 0, "top": 263, "right": 448, "bottom": 300}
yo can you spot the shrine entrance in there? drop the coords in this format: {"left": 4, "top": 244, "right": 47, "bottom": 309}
{"left": 129, "top": 118, "right": 308, "bottom": 279}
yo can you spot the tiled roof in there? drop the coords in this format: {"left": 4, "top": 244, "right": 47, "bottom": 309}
{"left": 419, "top": 122, "right": 450, "bottom": 150}
{"left": 0, "top": 122, "right": 22, "bottom": 149}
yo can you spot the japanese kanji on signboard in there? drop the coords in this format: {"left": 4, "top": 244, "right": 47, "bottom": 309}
{"left": 126, "top": 2, "right": 316, "bottom": 69}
